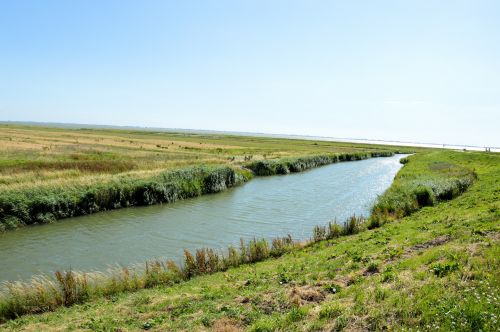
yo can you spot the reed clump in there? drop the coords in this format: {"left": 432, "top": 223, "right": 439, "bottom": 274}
{"left": 342, "top": 215, "right": 364, "bottom": 235}
{"left": 183, "top": 248, "right": 222, "bottom": 278}
{"left": 247, "top": 238, "right": 270, "bottom": 263}
{"left": 270, "top": 235, "right": 295, "bottom": 257}
{"left": 54, "top": 270, "right": 89, "bottom": 306}
{"left": 372, "top": 175, "right": 475, "bottom": 222}
{"left": 399, "top": 157, "right": 409, "bottom": 164}
{"left": 313, "top": 225, "right": 327, "bottom": 242}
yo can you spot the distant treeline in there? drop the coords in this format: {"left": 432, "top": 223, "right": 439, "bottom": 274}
{"left": 0, "top": 152, "right": 395, "bottom": 231}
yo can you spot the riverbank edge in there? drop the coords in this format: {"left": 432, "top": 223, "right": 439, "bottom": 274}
{"left": 0, "top": 150, "right": 480, "bottom": 323}
{"left": 0, "top": 151, "right": 397, "bottom": 232}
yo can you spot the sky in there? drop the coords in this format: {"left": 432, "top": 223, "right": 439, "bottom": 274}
{"left": 0, "top": 1, "right": 499, "bottom": 147}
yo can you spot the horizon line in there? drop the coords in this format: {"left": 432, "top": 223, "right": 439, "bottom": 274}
{"left": 1, "top": 120, "right": 498, "bottom": 152}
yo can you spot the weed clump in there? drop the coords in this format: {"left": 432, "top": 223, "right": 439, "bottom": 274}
{"left": 270, "top": 235, "right": 294, "bottom": 257}
{"left": 319, "top": 304, "right": 342, "bottom": 319}
{"left": 342, "top": 215, "right": 364, "bottom": 235}
{"left": 247, "top": 238, "right": 270, "bottom": 263}
{"left": 367, "top": 213, "right": 382, "bottom": 229}
{"left": 54, "top": 270, "right": 89, "bottom": 306}
{"left": 327, "top": 222, "right": 342, "bottom": 238}
{"left": 430, "top": 261, "right": 459, "bottom": 277}
{"left": 313, "top": 225, "right": 327, "bottom": 242}
{"left": 365, "top": 261, "right": 380, "bottom": 275}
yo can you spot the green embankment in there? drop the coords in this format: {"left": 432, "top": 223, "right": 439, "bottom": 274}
{"left": 246, "top": 152, "right": 394, "bottom": 176}
{"left": 0, "top": 166, "right": 252, "bottom": 231}
{"left": 1, "top": 150, "right": 498, "bottom": 331}
{"left": 0, "top": 152, "right": 394, "bottom": 231}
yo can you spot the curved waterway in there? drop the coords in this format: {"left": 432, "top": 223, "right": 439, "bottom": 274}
{"left": 0, "top": 155, "right": 406, "bottom": 281}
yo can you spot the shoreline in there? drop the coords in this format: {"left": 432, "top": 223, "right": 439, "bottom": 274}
{"left": 0, "top": 152, "right": 398, "bottom": 232}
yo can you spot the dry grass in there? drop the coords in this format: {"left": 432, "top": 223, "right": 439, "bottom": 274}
{"left": 0, "top": 124, "right": 409, "bottom": 187}
{"left": 212, "top": 318, "right": 243, "bottom": 332}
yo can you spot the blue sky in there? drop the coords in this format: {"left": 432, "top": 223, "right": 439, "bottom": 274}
{"left": 1, "top": 1, "right": 499, "bottom": 146}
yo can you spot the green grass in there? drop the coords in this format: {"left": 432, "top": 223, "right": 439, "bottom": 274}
{"left": 246, "top": 152, "right": 394, "bottom": 176}
{"left": 0, "top": 150, "right": 498, "bottom": 331}
{"left": 370, "top": 151, "right": 477, "bottom": 225}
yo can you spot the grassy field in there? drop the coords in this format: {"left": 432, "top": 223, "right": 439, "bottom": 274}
{"left": 0, "top": 124, "right": 406, "bottom": 189}
{"left": 0, "top": 150, "right": 498, "bottom": 331}
{"left": 0, "top": 124, "right": 406, "bottom": 230}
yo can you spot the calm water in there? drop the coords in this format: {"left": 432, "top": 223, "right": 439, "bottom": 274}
{"left": 0, "top": 155, "right": 406, "bottom": 281}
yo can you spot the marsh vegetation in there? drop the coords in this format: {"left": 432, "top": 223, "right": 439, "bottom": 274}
{"left": 0, "top": 125, "right": 497, "bottom": 331}
{"left": 0, "top": 124, "right": 403, "bottom": 230}
{"left": 1, "top": 150, "right": 495, "bottom": 330}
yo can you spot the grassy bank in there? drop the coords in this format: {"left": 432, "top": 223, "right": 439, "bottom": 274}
{"left": 1, "top": 150, "right": 498, "bottom": 330}
{"left": 246, "top": 152, "right": 394, "bottom": 176}
{"left": 0, "top": 152, "right": 395, "bottom": 231}
{"left": 369, "top": 152, "right": 477, "bottom": 227}
{"left": 0, "top": 215, "right": 366, "bottom": 322}
{"left": 0, "top": 166, "right": 252, "bottom": 231}
{"left": 0, "top": 124, "right": 404, "bottom": 230}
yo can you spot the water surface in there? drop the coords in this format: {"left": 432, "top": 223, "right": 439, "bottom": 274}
{"left": 0, "top": 155, "right": 405, "bottom": 281}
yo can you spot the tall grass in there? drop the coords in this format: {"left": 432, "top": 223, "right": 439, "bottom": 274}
{"left": 247, "top": 152, "right": 394, "bottom": 176}
{"left": 0, "top": 214, "right": 365, "bottom": 322}
{"left": 0, "top": 166, "right": 253, "bottom": 231}
{"left": 369, "top": 153, "right": 476, "bottom": 226}
{"left": 1, "top": 160, "right": 138, "bottom": 174}
{"left": 312, "top": 216, "right": 364, "bottom": 241}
